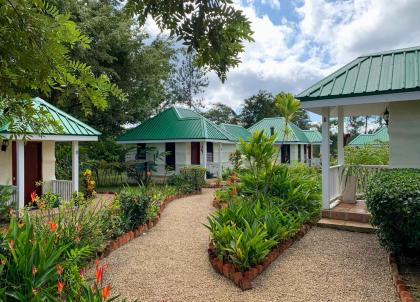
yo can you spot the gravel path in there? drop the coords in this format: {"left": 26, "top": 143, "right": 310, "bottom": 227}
{"left": 101, "top": 189, "right": 397, "bottom": 302}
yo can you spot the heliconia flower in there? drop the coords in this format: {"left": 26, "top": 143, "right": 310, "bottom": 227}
{"left": 95, "top": 267, "right": 103, "bottom": 284}
{"left": 8, "top": 208, "right": 14, "bottom": 216}
{"left": 56, "top": 264, "right": 63, "bottom": 276}
{"left": 32, "top": 266, "right": 38, "bottom": 276}
{"left": 31, "top": 191, "right": 37, "bottom": 203}
{"left": 95, "top": 259, "right": 100, "bottom": 269}
{"left": 101, "top": 284, "right": 111, "bottom": 301}
{"left": 48, "top": 221, "right": 57, "bottom": 232}
{"left": 57, "top": 280, "right": 64, "bottom": 294}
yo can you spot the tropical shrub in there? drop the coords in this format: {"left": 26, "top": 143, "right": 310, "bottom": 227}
{"left": 229, "top": 150, "right": 243, "bottom": 171}
{"left": 83, "top": 169, "right": 96, "bottom": 199}
{"left": 206, "top": 199, "right": 303, "bottom": 271}
{"left": 345, "top": 143, "right": 389, "bottom": 165}
{"left": 168, "top": 166, "right": 206, "bottom": 193}
{"left": 115, "top": 186, "right": 150, "bottom": 232}
{"left": 366, "top": 169, "right": 420, "bottom": 255}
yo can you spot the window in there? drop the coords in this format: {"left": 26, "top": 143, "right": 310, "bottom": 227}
{"left": 207, "top": 142, "right": 214, "bottom": 162}
{"left": 136, "top": 143, "right": 146, "bottom": 160}
{"left": 270, "top": 126, "right": 275, "bottom": 136}
{"left": 165, "top": 143, "right": 176, "bottom": 170}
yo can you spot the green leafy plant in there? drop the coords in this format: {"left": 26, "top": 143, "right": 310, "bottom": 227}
{"left": 0, "top": 185, "right": 14, "bottom": 223}
{"left": 115, "top": 186, "right": 150, "bottom": 232}
{"left": 366, "top": 169, "right": 420, "bottom": 255}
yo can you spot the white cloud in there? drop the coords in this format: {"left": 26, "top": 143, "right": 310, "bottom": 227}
{"left": 204, "top": 0, "right": 420, "bottom": 122}
{"left": 261, "top": 0, "right": 281, "bottom": 10}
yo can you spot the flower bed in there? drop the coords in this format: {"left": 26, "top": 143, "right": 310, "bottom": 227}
{"left": 208, "top": 224, "right": 312, "bottom": 290}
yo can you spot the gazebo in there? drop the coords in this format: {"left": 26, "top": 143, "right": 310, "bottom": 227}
{"left": 296, "top": 46, "right": 420, "bottom": 210}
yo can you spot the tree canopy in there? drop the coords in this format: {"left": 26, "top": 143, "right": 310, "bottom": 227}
{"left": 202, "top": 103, "right": 238, "bottom": 125}
{"left": 125, "top": 0, "right": 254, "bottom": 82}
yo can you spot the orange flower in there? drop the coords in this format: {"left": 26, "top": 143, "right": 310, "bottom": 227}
{"left": 95, "top": 259, "right": 100, "bottom": 268}
{"left": 8, "top": 240, "right": 14, "bottom": 251}
{"left": 31, "top": 191, "right": 37, "bottom": 203}
{"left": 101, "top": 284, "right": 111, "bottom": 301}
{"left": 32, "top": 266, "right": 38, "bottom": 276}
{"left": 8, "top": 208, "right": 14, "bottom": 216}
{"left": 147, "top": 171, "right": 152, "bottom": 177}
{"left": 56, "top": 264, "right": 63, "bottom": 276}
{"left": 95, "top": 266, "right": 103, "bottom": 284}
{"left": 57, "top": 280, "right": 64, "bottom": 294}
{"left": 48, "top": 221, "right": 57, "bottom": 232}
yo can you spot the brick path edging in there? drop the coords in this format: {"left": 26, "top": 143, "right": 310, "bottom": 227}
{"left": 388, "top": 253, "right": 415, "bottom": 302}
{"left": 207, "top": 224, "right": 313, "bottom": 290}
{"left": 96, "top": 191, "right": 202, "bottom": 260}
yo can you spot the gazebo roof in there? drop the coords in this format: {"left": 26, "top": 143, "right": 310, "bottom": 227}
{"left": 348, "top": 126, "right": 389, "bottom": 146}
{"left": 296, "top": 46, "right": 420, "bottom": 102}
{"left": 1, "top": 97, "right": 101, "bottom": 138}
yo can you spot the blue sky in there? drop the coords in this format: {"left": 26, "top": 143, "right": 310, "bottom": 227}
{"left": 145, "top": 0, "right": 420, "bottom": 124}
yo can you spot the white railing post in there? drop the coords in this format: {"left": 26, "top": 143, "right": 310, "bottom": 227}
{"left": 218, "top": 143, "right": 222, "bottom": 177}
{"left": 321, "top": 107, "right": 330, "bottom": 209}
{"left": 16, "top": 140, "right": 25, "bottom": 209}
{"left": 72, "top": 141, "right": 79, "bottom": 193}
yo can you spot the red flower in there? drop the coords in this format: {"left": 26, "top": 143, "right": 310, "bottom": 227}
{"left": 8, "top": 208, "right": 14, "bottom": 216}
{"left": 101, "top": 284, "right": 111, "bottom": 301}
{"left": 31, "top": 191, "right": 37, "bottom": 203}
{"left": 95, "top": 266, "right": 103, "bottom": 284}
{"left": 79, "top": 268, "right": 86, "bottom": 278}
{"left": 48, "top": 221, "right": 57, "bottom": 232}
{"left": 57, "top": 280, "right": 64, "bottom": 294}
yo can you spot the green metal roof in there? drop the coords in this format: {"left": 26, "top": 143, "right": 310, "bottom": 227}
{"left": 348, "top": 126, "right": 389, "bottom": 146}
{"left": 247, "top": 117, "right": 311, "bottom": 144}
{"left": 296, "top": 46, "right": 420, "bottom": 101}
{"left": 302, "top": 130, "right": 322, "bottom": 144}
{"left": 117, "top": 107, "right": 237, "bottom": 142}
{"left": 0, "top": 97, "right": 101, "bottom": 136}
{"left": 220, "top": 123, "right": 251, "bottom": 141}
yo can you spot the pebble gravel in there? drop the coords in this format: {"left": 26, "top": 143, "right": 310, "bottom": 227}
{"left": 99, "top": 189, "right": 398, "bottom": 302}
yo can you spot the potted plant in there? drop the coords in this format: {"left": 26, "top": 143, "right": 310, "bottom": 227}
{"left": 340, "top": 165, "right": 359, "bottom": 203}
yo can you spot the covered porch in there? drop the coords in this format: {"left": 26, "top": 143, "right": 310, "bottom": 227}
{"left": 296, "top": 46, "right": 420, "bottom": 216}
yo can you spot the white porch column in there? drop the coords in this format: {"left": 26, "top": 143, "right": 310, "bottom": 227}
{"left": 321, "top": 107, "right": 330, "bottom": 209}
{"left": 337, "top": 106, "right": 344, "bottom": 166}
{"left": 218, "top": 143, "right": 222, "bottom": 177}
{"left": 16, "top": 140, "right": 25, "bottom": 209}
{"left": 202, "top": 141, "right": 207, "bottom": 180}
{"left": 72, "top": 141, "right": 79, "bottom": 192}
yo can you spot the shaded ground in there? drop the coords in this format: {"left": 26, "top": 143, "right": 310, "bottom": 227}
{"left": 101, "top": 189, "right": 397, "bottom": 302}
{"left": 399, "top": 260, "right": 420, "bottom": 301}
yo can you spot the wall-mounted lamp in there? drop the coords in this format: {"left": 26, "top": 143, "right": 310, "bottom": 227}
{"left": 1, "top": 139, "right": 9, "bottom": 152}
{"left": 383, "top": 107, "right": 390, "bottom": 126}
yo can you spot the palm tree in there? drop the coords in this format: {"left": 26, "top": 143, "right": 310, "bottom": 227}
{"left": 263, "top": 93, "right": 301, "bottom": 195}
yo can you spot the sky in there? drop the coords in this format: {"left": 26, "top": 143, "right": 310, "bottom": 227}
{"left": 145, "top": 0, "right": 420, "bottom": 122}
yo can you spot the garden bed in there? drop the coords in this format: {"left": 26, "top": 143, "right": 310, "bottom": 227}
{"left": 208, "top": 223, "right": 312, "bottom": 290}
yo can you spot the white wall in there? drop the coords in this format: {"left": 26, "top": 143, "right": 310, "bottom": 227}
{"left": 0, "top": 143, "right": 13, "bottom": 185}
{"left": 389, "top": 100, "right": 420, "bottom": 168}
{"left": 290, "top": 144, "right": 299, "bottom": 162}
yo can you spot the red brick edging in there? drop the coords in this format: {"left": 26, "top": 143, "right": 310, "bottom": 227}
{"left": 96, "top": 191, "right": 201, "bottom": 259}
{"left": 207, "top": 224, "right": 312, "bottom": 290}
{"left": 388, "top": 253, "right": 415, "bottom": 302}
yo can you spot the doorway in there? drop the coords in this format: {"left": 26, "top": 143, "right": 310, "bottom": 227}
{"left": 191, "top": 142, "right": 200, "bottom": 165}
{"left": 12, "top": 142, "right": 43, "bottom": 205}
{"left": 165, "top": 143, "right": 176, "bottom": 170}
{"left": 281, "top": 145, "right": 290, "bottom": 163}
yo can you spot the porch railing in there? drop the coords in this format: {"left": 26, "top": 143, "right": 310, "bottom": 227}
{"left": 52, "top": 180, "right": 73, "bottom": 201}
{"left": 328, "top": 164, "right": 388, "bottom": 202}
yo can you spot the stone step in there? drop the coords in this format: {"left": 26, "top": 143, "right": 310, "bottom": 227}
{"left": 317, "top": 218, "right": 376, "bottom": 233}
{"left": 322, "top": 209, "right": 371, "bottom": 223}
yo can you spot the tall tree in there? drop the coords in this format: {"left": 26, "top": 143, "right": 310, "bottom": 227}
{"left": 0, "top": 0, "right": 126, "bottom": 136}
{"left": 166, "top": 50, "right": 209, "bottom": 110}
{"left": 202, "top": 103, "right": 238, "bottom": 124}
{"left": 240, "top": 90, "right": 310, "bottom": 128}
{"left": 125, "top": 0, "right": 254, "bottom": 81}
{"left": 50, "top": 0, "right": 175, "bottom": 136}
{"left": 346, "top": 116, "right": 365, "bottom": 136}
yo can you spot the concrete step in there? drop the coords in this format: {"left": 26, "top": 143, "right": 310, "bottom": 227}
{"left": 317, "top": 218, "right": 376, "bottom": 233}
{"left": 322, "top": 209, "right": 371, "bottom": 223}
